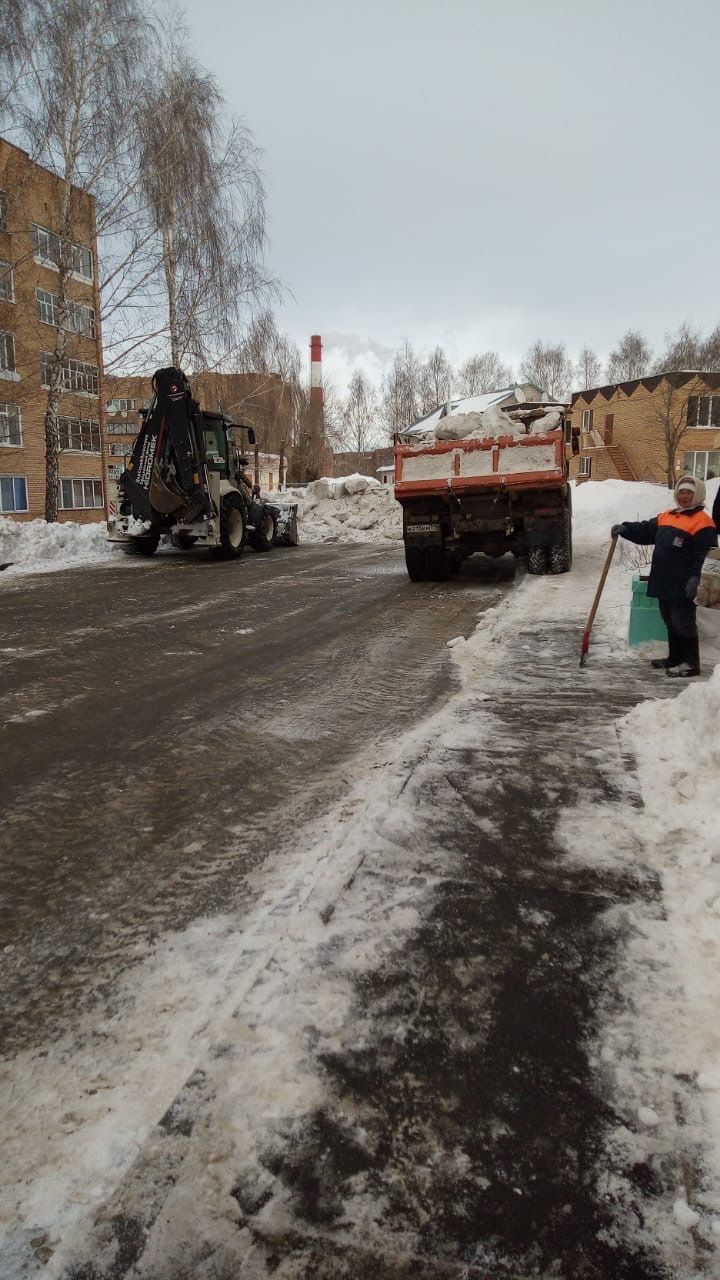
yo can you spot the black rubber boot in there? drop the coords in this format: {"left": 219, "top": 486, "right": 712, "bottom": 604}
{"left": 667, "top": 635, "right": 701, "bottom": 678}
{"left": 653, "top": 631, "right": 680, "bottom": 670}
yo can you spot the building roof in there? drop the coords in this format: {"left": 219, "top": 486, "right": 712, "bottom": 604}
{"left": 571, "top": 369, "right": 720, "bottom": 406}
{"left": 403, "top": 383, "right": 550, "bottom": 438}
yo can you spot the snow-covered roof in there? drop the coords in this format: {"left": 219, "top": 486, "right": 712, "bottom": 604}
{"left": 376, "top": 464, "right": 395, "bottom": 473}
{"left": 403, "top": 383, "right": 550, "bottom": 439}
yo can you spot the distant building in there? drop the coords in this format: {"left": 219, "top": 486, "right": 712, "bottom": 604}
{"left": 569, "top": 371, "right": 720, "bottom": 485}
{"left": 0, "top": 138, "right": 106, "bottom": 522}
{"left": 332, "top": 446, "right": 394, "bottom": 480}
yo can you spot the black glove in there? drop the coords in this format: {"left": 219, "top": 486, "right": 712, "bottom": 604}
{"left": 685, "top": 575, "right": 700, "bottom": 599}
{"left": 611, "top": 523, "right": 626, "bottom": 538}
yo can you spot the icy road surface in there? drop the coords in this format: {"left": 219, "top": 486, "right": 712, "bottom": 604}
{"left": 1, "top": 530, "right": 718, "bottom": 1279}
{"left": 0, "top": 544, "right": 506, "bottom": 1054}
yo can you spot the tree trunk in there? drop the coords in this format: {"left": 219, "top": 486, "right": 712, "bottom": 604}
{"left": 44, "top": 389, "right": 61, "bottom": 522}
{"left": 163, "top": 218, "right": 179, "bottom": 366}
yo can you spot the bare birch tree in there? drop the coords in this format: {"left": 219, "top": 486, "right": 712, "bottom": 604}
{"left": 606, "top": 330, "right": 652, "bottom": 382}
{"left": 0, "top": 0, "right": 151, "bottom": 520}
{"left": 520, "top": 341, "right": 573, "bottom": 399}
{"left": 457, "top": 351, "right": 511, "bottom": 396}
{"left": 135, "top": 14, "right": 277, "bottom": 370}
{"left": 574, "top": 346, "right": 602, "bottom": 391}
{"left": 381, "top": 341, "right": 421, "bottom": 438}
{"left": 419, "top": 346, "right": 452, "bottom": 414}
{"left": 654, "top": 376, "right": 693, "bottom": 487}
{"left": 340, "top": 369, "right": 378, "bottom": 464}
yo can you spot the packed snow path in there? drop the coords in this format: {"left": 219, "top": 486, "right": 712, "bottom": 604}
{"left": 38, "top": 613, "right": 711, "bottom": 1279}
{"left": 1, "top": 527, "right": 719, "bottom": 1277}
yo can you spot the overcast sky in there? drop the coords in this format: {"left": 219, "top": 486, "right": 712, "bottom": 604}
{"left": 184, "top": 0, "right": 720, "bottom": 394}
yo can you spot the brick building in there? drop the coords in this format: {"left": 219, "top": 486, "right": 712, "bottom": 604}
{"left": 332, "top": 446, "right": 394, "bottom": 483}
{"left": 0, "top": 138, "right": 106, "bottom": 522}
{"left": 569, "top": 371, "right": 720, "bottom": 487}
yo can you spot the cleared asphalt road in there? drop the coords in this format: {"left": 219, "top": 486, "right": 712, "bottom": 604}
{"left": 0, "top": 543, "right": 510, "bottom": 1054}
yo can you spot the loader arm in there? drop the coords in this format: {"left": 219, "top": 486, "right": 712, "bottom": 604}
{"left": 120, "top": 367, "right": 212, "bottom": 522}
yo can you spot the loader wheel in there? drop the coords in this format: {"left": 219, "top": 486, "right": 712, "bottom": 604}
{"left": 213, "top": 493, "right": 246, "bottom": 559}
{"left": 527, "top": 545, "right": 548, "bottom": 575}
{"left": 123, "top": 532, "right": 160, "bottom": 557}
{"left": 549, "top": 507, "right": 572, "bottom": 574}
{"left": 405, "top": 544, "right": 428, "bottom": 581}
{"left": 250, "top": 508, "right": 277, "bottom": 552}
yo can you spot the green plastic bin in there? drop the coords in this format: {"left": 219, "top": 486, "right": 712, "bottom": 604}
{"left": 628, "top": 573, "right": 667, "bottom": 646}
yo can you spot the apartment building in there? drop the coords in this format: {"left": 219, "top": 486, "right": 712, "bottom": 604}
{"left": 0, "top": 138, "right": 106, "bottom": 522}
{"left": 569, "top": 371, "right": 720, "bottom": 486}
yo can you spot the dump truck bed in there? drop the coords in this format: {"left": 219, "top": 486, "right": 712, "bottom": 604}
{"left": 394, "top": 431, "right": 566, "bottom": 498}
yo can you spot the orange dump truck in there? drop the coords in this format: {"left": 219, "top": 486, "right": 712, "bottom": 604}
{"left": 393, "top": 404, "right": 573, "bottom": 582}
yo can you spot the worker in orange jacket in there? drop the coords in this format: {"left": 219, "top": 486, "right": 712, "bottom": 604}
{"left": 611, "top": 475, "right": 717, "bottom": 677}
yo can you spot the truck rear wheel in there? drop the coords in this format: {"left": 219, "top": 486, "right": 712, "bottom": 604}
{"left": 549, "top": 507, "right": 572, "bottom": 574}
{"left": 250, "top": 507, "right": 276, "bottom": 552}
{"left": 405, "top": 544, "right": 428, "bottom": 581}
{"left": 425, "top": 546, "right": 450, "bottom": 581}
{"left": 527, "top": 546, "right": 548, "bottom": 575}
{"left": 213, "top": 493, "right": 246, "bottom": 559}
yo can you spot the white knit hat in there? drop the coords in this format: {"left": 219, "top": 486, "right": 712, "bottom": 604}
{"left": 675, "top": 474, "right": 706, "bottom": 505}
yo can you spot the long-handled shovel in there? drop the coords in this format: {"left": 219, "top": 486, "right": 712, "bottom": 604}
{"left": 579, "top": 535, "right": 618, "bottom": 667}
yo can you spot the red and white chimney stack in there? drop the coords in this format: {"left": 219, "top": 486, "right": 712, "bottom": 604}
{"left": 310, "top": 334, "right": 324, "bottom": 412}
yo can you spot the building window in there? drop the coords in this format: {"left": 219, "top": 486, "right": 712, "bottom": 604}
{"left": 686, "top": 394, "right": 720, "bottom": 429}
{"left": 107, "top": 422, "right": 137, "bottom": 434}
{"left": 58, "top": 417, "right": 101, "bottom": 453}
{"left": 108, "top": 442, "right": 133, "bottom": 456}
{"left": 106, "top": 398, "right": 137, "bottom": 414}
{"left": 0, "top": 331, "right": 17, "bottom": 378}
{"left": 36, "top": 288, "right": 95, "bottom": 338}
{"left": 0, "top": 260, "right": 14, "bottom": 302}
{"left": 60, "top": 477, "right": 104, "bottom": 510}
{"left": 0, "top": 402, "right": 21, "bottom": 447}
{"left": 41, "top": 352, "right": 98, "bottom": 396}
{"left": 0, "top": 191, "right": 7, "bottom": 233}
{"left": 581, "top": 409, "right": 593, "bottom": 431}
{"left": 0, "top": 474, "right": 28, "bottom": 512}
{"left": 683, "top": 450, "right": 720, "bottom": 481}
{"left": 32, "top": 224, "right": 93, "bottom": 282}
{"left": 579, "top": 456, "right": 592, "bottom": 477}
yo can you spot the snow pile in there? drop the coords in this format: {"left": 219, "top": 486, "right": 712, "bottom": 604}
{"left": 301, "top": 473, "right": 382, "bottom": 500}
{"left": 281, "top": 480, "right": 402, "bottom": 545}
{"left": 435, "top": 403, "right": 524, "bottom": 441}
{"left": 0, "top": 516, "right": 113, "bottom": 576}
{"left": 622, "top": 670, "right": 720, "bottom": 1095}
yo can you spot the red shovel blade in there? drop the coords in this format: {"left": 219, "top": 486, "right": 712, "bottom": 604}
{"left": 579, "top": 631, "right": 590, "bottom": 667}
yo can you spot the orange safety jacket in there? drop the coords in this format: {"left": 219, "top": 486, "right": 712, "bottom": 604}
{"left": 620, "top": 505, "right": 718, "bottom": 603}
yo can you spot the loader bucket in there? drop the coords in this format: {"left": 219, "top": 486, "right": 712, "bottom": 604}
{"left": 149, "top": 467, "right": 185, "bottom": 515}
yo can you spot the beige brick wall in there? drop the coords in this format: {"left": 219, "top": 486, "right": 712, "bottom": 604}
{"left": 570, "top": 375, "right": 720, "bottom": 487}
{"left": 0, "top": 138, "right": 106, "bottom": 523}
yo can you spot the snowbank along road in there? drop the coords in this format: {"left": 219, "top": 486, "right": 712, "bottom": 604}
{"left": 1, "top": 479, "right": 720, "bottom": 1279}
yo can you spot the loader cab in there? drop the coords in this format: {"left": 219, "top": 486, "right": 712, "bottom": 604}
{"left": 201, "top": 412, "right": 231, "bottom": 475}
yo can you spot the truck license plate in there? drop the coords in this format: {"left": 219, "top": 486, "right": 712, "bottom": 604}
{"left": 407, "top": 523, "right": 438, "bottom": 534}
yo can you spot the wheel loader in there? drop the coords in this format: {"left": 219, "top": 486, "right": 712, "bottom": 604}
{"left": 106, "top": 367, "right": 297, "bottom": 558}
